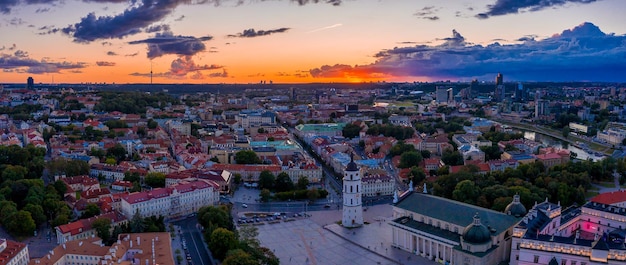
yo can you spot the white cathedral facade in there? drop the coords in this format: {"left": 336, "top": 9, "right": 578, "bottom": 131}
{"left": 342, "top": 154, "right": 363, "bottom": 228}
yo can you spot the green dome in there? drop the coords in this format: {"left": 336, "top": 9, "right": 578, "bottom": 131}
{"left": 505, "top": 195, "right": 527, "bottom": 217}
{"left": 462, "top": 213, "right": 492, "bottom": 244}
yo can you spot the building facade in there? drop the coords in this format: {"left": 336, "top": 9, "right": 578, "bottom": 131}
{"left": 391, "top": 191, "right": 520, "bottom": 265}
{"left": 120, "top": 179, "right": 219, "bottom": 220}
{"left": 0, "top": 239, "right": 29, "bottom": 265}
{"left": 510, "top": 200, "right": 626, "bottom": 265}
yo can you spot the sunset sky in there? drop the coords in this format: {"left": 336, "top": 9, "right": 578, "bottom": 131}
{"left": 1, "top": 0, "right": 625, "bottom": 84}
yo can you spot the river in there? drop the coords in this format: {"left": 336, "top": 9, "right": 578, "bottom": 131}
{"left": 520, "top": 131, "right": 606, "bottom": 161}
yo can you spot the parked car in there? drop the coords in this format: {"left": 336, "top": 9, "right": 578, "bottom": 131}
{"left": 242, "top": 203, "right": 248, "bottom": 208}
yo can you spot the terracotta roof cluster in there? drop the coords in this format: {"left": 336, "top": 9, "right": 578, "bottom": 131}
{"left": 0, "top": 239, "right": 26, "bottom": 265}
{"left": 56, "top": 211, "right": 126, "bottom": 235}
{"left": 591, "top": 190, "right": 626, "bottom": 205}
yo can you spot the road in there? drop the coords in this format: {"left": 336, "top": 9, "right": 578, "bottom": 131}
{"left": 492, "top": 117, "right": 614, "bottom": 156}
{"left": 174, "top": 218, "right": 214, "bottom": 265}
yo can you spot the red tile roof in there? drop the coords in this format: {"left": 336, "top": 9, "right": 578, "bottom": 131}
{"left": 0, "top": 239, "right": 26, "bottom": 265}
{"left": 591, "top": 190, "right": 626, "bottom": 205}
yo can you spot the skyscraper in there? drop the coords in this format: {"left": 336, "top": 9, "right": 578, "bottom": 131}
{"left": 467, "top": 79, "right": 478, "bottom": 99}
{"left": 26, "top": 77, "right": 34, "bottom": 90}
{"left": 494, "top": 73, "right": 505, "bottom": 101}
{"left": 436, "top": 86, "right": 449, "bottom": 103}
{"left": 496, "top": 73, "right": 503, "bottom": 85}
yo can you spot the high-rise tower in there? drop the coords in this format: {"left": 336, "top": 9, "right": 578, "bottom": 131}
{"left": 26, "top": 77, "right": 34, "bottom": 90}
{"left": 495, "top": 73, "right": 505, "bottom": 101}
{"left": 342, "top": 153, "right": 363, "bottom": 228}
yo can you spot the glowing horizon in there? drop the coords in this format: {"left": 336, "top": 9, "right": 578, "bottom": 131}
{"left": 1, "top": 0, "right": 626, "bottom": 84}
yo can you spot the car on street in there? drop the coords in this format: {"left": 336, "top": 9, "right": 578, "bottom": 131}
{"left": 242, "top": 203, "right": 248, "bottom": 208}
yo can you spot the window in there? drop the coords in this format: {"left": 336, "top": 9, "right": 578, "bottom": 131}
{"left": 571, "top": 262, "right": 577, "bottom": 265}
{"left": 534, "top": 256, "right": 539, "bottom": 263}
{"left": 516, "top": 255, "right": 519, "bottom": 260}
{"left": 561, "top": 259, "right": 567, "bottom": 265}
{"left": 350, "top": 186, "right": 353, "bottom": 193}
{"left": 581, "top": 262, "right": 587, "bottom": 265}
{"left": 516, "top": 243, "right": 520, "bottom": 250}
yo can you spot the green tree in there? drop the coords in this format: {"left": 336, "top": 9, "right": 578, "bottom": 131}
{"left": 197, "top": 205, "right": 233, "bottom": 237}
{"left": 442, "top": 150, "right": 464, "bottom": 166}
{"left": 398, "top": 151, "right": 423, "bottom": 169}
{"left": 274, "top": 172, "right": 294, "bottom": 192}
{"left": 234, "top": 150, "right": 261, "bottom": 164}
{"left": 92, "top": 218, "right": 112, "bottom": 242}
{"left": 258, "top": 170, "right": 275, "bottom": 190}
{"left": 233, "top": 173, "right": 242, "bottom": 185}
{"left": 210, "top": 157, "right": 220, "bottom": 163}
{"left": 209, "top": 228, "right": 238, "bottom": 260}
{"left": 130, "top": 210, "right": 146, "bottom": 233}
{"left": 408, "top": 166, "right": 426, "bottom": 184}
{"left": 1, "top": 165, "right": 28, "bottom": 182}
{"left": 481, "top": 145, "right": 503, "bottom": 161}
{"left": 147, "top": 119, "right": 158, "bottom": 129}
{"left": 82, "top": 203, "right": 101, "bottom": 219}
{"left": 341, "top": 123, "right": 362, "bottom": 139}
{"left": 223, "top": 249, "right": 258, "bottom": 265}
{"left": 144, "top": 172, "right": 166, "bottom": 188}
{"left": 107, "top": 143, "right": 127, "bottom": 162}
{"left": 452, "top": 180, "right": 479, "bottom": 204}
{"left": 7, "top": 211, "right": 36, "bottom": 237}
{"left": 23, "top": 203, "right": 46, "bottom": 226}
{"left": 307, "top": 188, "right": 319, "bottom": 202}
{"left": 296, "top": 176, "right": 309, "bottom": 190}
{"left": 259, "top": 189, "right": 271, "bottom": 202}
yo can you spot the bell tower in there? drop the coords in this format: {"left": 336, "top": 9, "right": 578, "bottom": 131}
{"left": 342, "top": 153, "right": 363, "bottom": 228}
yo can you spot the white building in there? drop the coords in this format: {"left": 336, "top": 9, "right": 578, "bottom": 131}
{"left": 120, "top": 179, "right": 219, "bottom": 220}
{"left": 342, "top": 155, "right": 363, "bottom": 228}
{"left": 510, "top": 199, "right": 626, "bottom": 265}
{"left": 0, "top": 239, "right": 29, "bottom": 265}
{"left": 597, "top": 123, "right": 626, "bottom": 145}
{"left": 55, "top": 212, "right": 127, "bottom": 244}
{"left": 362, "top": 174, "right": 394, "bottom": 197}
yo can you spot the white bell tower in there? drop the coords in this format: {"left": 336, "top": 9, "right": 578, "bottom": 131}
{"left": 342, "top": 153, "right": 363, "bottom": 228}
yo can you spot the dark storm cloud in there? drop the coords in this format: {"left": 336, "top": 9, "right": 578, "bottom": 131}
{"left": 0, "top": 51, "right": 86, "bottom": 74}
{"left": 96, "top": 61, "right": 116, "bottom": 66}
{"left": 477, "top": 0, "right": 600, "bottom": 19}
{"left": 37, "top": 25, "right": 60, "bottom": 35}
{"left": 227, "top": 28, "right": 290, "bottom": 38}
{"left": 129, "top": 56, "right": 223, "bottom": 79}
{"left": 62, "top": 0, "right": 192, "bottom": 43}
{"left": 2, "top": 0, "right": 343, "bottom": 15}
{"left": 310, "top": 22, "right": 626, "bottom": 82}
{"left": 128, "top": 31, "right": 212, "bottom": 59}
{"left": 14, "top": 50, "right": 28, "bottom": 57}
{"left": 208, "top": 69, "right": 228, "bottom": 78}
{"left": 414, "top": 6, "right": 440, "bottom": 21}
{"left": 145, "top": 24, "right": 171, "bottom": 33}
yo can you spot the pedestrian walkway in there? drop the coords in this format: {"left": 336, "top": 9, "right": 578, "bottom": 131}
{"left": 256, "top": 204, "right": 437, "bottom": 265}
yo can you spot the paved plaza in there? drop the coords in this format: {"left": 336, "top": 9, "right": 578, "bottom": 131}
{"left": 255, "top": 204, "right": 438, "bottom": 265}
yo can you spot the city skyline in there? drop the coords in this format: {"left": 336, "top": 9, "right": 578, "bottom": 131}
{"left": 1, "top": 0, "right": 625, "bottom": 84}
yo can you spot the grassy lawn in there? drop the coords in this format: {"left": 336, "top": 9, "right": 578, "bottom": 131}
{"left": 585, "top": 190, "right": 600, "bottom": 198}
{"left": 394, "top": 101, "right": 416, "bottom": 107}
